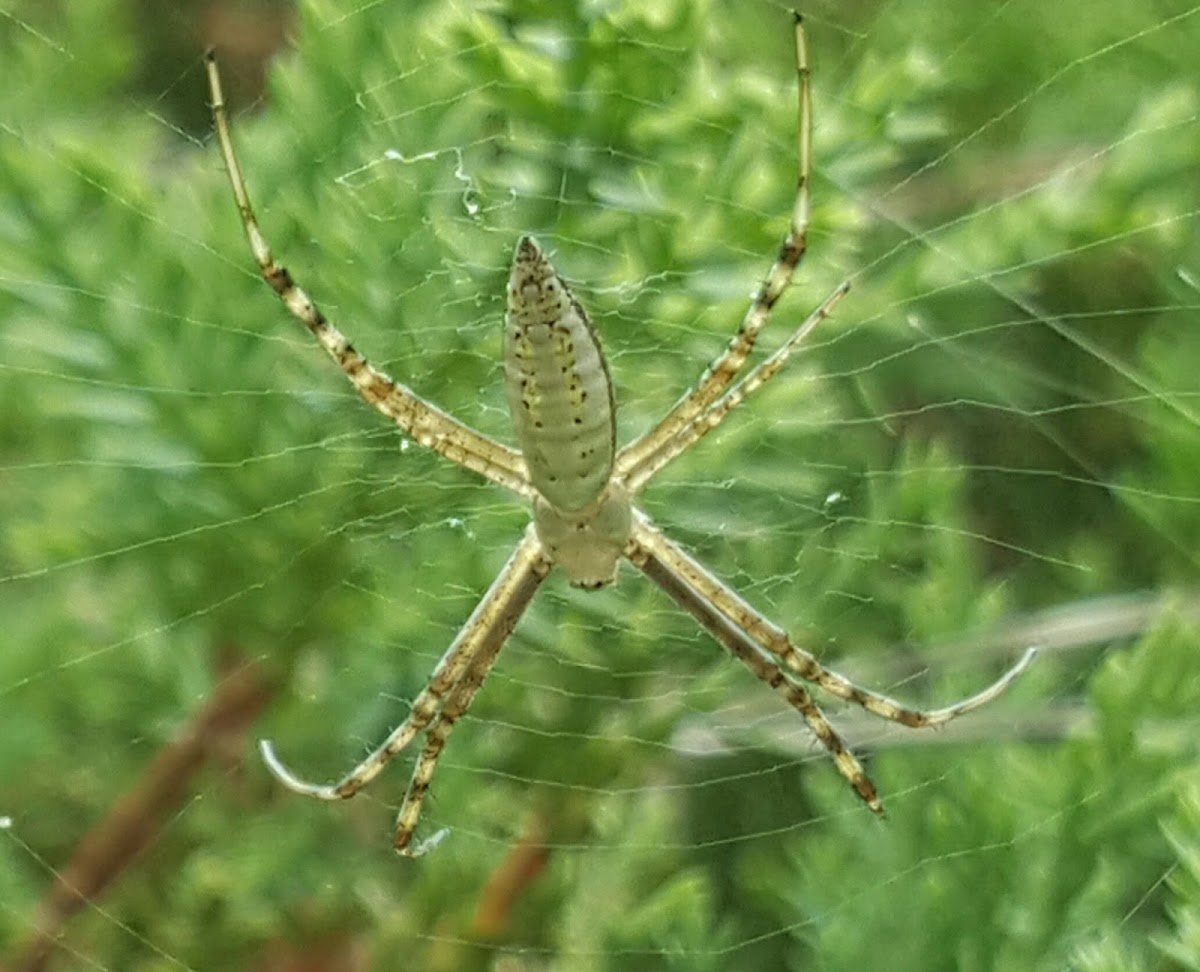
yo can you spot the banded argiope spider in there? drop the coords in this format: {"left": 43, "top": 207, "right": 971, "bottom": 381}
{"left": 205, "top": 16, "right": 1035, "bottom": 855}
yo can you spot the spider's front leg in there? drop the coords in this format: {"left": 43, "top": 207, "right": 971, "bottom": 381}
{"left": 637, "top": 519, "right": 1037, "bottom": 727}
{"left": 625, "top": 522, "right": 883, "bottom": 814}
{"left": 627, "top": 516, "right": 1036, "bottom": 816}
{"left": 391, "top": 641, "right": 502, "bottom": 855}
{"left": 261, "top": 529, "right": 550, "bottom": 852}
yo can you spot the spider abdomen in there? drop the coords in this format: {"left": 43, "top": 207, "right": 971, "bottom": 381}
{"left": 504, "top": 236, "right": 616, "bottom": 512}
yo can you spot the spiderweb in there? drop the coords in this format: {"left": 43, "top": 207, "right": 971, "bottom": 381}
{"left": 2, "top": 0, "right": 1199, "bottom": 969}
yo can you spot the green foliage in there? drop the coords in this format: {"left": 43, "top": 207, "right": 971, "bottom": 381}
{"left": 1, "top": 0, "right": 1197, "bottom": 969}
{"left": 780, "top": 611, "right": 1200, "bottom": 972}
{"left": 1162, "top": 781, "right": 1200, "bottom": 970}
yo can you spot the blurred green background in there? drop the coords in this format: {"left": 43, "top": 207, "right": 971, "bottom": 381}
{"left": 1, "top": 0, "right": 1198, "bottom": 969}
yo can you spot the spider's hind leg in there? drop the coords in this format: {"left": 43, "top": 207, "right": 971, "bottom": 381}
{"left": 617, "top": 14, "right": 817, "bottom": 486}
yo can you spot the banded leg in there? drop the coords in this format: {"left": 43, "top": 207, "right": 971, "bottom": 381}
{"left": 627, "top": 526, "right": 881, "bottom": 813}
{"left": 205, "top": 52, "right": 533, "bottom": 499}
{"left": 261, "top": 527, "right": 551, "bottom": 803}
{"left": 618, "top": 14, "right": 813, "bottom": 479}
{"left": 622, "top": 279, "right": 850, "bottom": 494}
{"left": 633, "top": 516, "right": 1036, "bottom": 728}
{"left": 392, "top": 637, "right": 506, "bottom": 854}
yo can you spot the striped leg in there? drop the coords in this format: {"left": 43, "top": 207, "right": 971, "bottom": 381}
{"left": 633, "top": 517, "right": 1035, "bottom": 729}
{"left": 260, "top": 528, "right": 550, "bottom": 811}
{"left": 618, "top": 14, "right": 813, "bottom": 480}
{"left": 626, "top": 521, "right": 882, "bottom": 815}
{"left": 205, "top": 52, "right": 533, "bottom": 499}
{"left": 393, "top": 647, "right": 502, "bottom": 854}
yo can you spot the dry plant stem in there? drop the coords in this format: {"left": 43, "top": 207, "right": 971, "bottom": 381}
{"left": 472, "top": 809, "right": 551, "bottom": 939}
{"left": 5, "top": 658, "right": 276, "bottom": 972}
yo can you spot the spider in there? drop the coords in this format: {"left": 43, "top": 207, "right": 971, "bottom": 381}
{"left": 205, "top": 15, "right": 1034, "bottom": 855}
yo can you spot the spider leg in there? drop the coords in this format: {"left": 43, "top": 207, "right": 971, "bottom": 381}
{"left": 392, "top": 638, "right": 501, "bottom": 854}
{"left": 622, "top": 279, "right": 849, "bottom": 494}
{"left": 628, "top": 516, "right": 1036, "bottom": 812}
{"left": 392, "top": 533, "right": 552, "bottom": 853}
{"left": 205, "top": 53, "right": 533, "bottom": 500}
{"left": 633, "top": 516, "right": 1035, "bottom": 728}
{"left": 260, "top": 527, "right": 550, "bottom": 807}
{"left": 617, "top": 14, "right": 813, "bottom": 480}
{"left": 627, "top": 521, "right": 883, "bottom": 814}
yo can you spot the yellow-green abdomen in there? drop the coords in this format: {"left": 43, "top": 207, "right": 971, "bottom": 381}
{"left": 504, "top": 237, "right": 616, "bottom": 512}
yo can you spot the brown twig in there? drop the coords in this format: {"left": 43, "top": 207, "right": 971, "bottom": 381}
{"left": 5, "top": 653, "right": 277, "bottom": 972}
{"left": 471, "top": 808, "right": 551, "bottom": 940}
